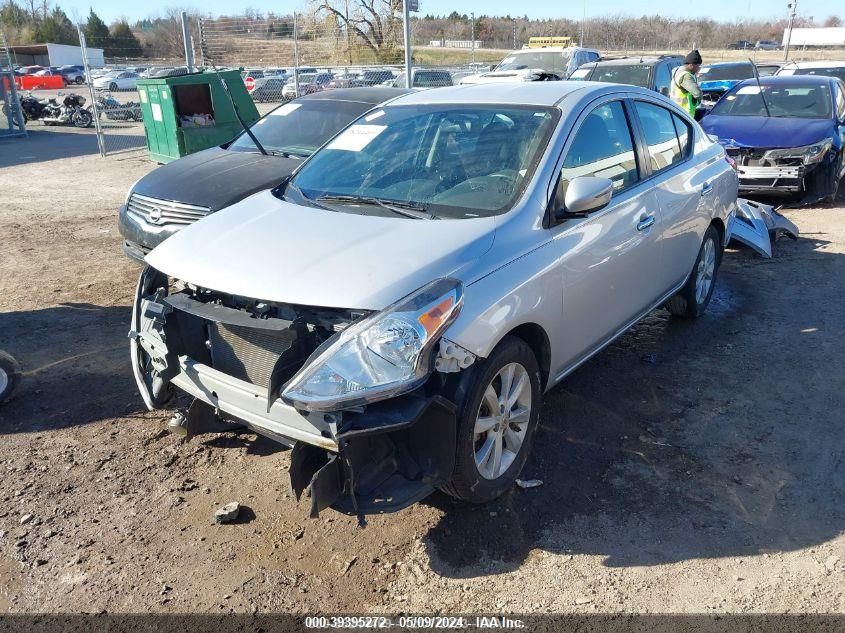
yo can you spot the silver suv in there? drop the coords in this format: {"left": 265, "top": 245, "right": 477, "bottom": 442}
{"left": 131, "top": 83, "right": 738, "bottom": 520}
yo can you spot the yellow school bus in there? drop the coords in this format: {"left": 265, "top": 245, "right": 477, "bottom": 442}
{"left": 527, "top": 36, "right": 573, "bottom": 48}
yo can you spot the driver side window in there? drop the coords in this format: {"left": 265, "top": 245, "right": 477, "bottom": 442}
{"left": 560, "top": 101, "right": 640, "bottom": 195}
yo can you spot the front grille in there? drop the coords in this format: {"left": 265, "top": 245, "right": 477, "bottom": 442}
{"left": 207, "top": 322, "right": 301, "bottom": 389}
{"left": 127, "top": 193, "right": 210, "bottom": 228}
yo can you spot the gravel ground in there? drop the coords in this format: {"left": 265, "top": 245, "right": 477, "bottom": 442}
{"left": 0, "top": 127, "right": 843, "bottom": 614}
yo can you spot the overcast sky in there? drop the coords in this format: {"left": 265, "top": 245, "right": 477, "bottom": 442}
{"left": 56, "top": 0, "right": 840, "bottom": 25}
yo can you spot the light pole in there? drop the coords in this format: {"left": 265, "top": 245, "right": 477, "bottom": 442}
{"left": 784, "top": 0, "right": 797, "bottom": 61}
{"left": 402, "top": 0, "right": 412, "bottom": 88}
{"left": 512, "top": 18, "right": 517, "bottom": 49}
{"left": 470, "top": 12, "right": 475, "bottom": 65}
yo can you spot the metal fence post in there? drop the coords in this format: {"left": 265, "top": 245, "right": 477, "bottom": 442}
{"left": 78, "top": 26, "right": 106, "bottom": 157}
{"left": 181, "top": 11, "right": 195, "bottom": 72}
{"left": 197, "top": 19, "right": 206, "bottom": 68}
{"left": 0, "top": 29, "right": 26, "bottom": 138}
{"left": 402, "top": 0, "right": 412, "bottom": 88}
{"left": 293, "top": 13, "right": 300, "bottom": 96}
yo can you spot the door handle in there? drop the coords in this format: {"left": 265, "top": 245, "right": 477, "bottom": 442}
{"left": 701, "top": 182, "right": 714, "bottom": 196}
{"left": 636, "top": 215, "right": 655, "bottom": 231}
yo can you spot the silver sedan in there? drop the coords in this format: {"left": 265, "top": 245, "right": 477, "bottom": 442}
{"left": 132, "top": 82, "right": 739, "bottom": 519}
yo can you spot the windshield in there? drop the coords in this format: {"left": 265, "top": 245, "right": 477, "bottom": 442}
{"left": 794, "top": 67, "right": 845, "bottom": 82}
{"left": 288, "top": 104, "right": 558, "bottom": 218}
{"left": 699, "top": 64, "right": 754, "bottom": 82}
{"left": 297, "top": 74, "right": 316, "bottom": 85}
{"left": 710, "top": 83, "right": 832, "bottom": 119}
{"left": 588, "top": 65, "right": 651, "bottom": 88}
{"left": 495, "top": 51, "right": 571, "bottom": 75}
{"left": 229, "top": 100, "right": 374, "bottom": 157}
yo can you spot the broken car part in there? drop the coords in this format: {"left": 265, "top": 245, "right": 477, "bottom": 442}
{"left": 730, "top": 198, "right": 799, "bottom": 258}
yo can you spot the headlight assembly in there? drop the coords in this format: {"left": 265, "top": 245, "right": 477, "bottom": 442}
{"left": 764, "top": 140, "right": 833, "bottom": 165}
{"left": 282, "top": 278, "right": 463, "bottom": 412}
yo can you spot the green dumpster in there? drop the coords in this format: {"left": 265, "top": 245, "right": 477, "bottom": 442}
{"left": 136, "top": 70, "right": 259, "bottom": 164}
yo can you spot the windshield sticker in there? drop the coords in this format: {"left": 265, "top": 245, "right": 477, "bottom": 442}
{"left": 270, "top": 103, "right": 302, "bottom": 116}
{"left": 364, "top": 110, "right": 385, "bottom": 122}
{"left": 737, "top": 86, "right": 761, "bottom": 95}
{"left": 327, "top": 124, "right": 387, "bottom": 151}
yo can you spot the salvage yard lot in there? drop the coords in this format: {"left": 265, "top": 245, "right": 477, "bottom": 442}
{"left": 0, "top": 127, "right": 843, "bottom": 613}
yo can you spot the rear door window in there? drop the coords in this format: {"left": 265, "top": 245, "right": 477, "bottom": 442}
{"left": 654, "top": 63, "right": 672, "bottom": 96}
{"left": 633, "top": 101, "right": 684, "bottom": 172}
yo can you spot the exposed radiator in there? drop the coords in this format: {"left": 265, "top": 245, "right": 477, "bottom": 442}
{"left": 208, "top": 322, "right": 301, "bottom": 389}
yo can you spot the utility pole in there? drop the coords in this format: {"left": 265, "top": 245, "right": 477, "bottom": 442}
{"left": 470, "top": 12, "right": 475, "bottom": 65}
{"left": 344, "top": 0, "right": 351, "bottom": 65}
{"left": 579, "top": 0, "right": 586, "bottom": 47}
{"left": 784, "top": 0, "right": 797, "bottom": 61}
{"left": 402, "top": 0, "right": 412, "bottom": 88}
{"left": 293, "top": 12, "right": 300, "bottom": 96}
{"left": 180, "top": 11, "right": 194, "bottom": 72}
{"left": 512, "top": 18, "right": 516, "bottom": 49}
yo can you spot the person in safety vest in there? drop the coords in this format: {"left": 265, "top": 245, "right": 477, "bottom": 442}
{"left": 671, "top": 49, "right": 703, "bottom": 117}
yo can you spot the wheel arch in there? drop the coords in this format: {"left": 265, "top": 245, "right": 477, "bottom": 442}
{"left": 498, "top": 323, "right": 552, "bottom": 391}
{"left": 710, "top": 216, "right": 726, "bottom": 249}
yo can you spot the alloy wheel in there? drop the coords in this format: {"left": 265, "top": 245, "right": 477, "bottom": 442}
{"left": 695, "top": 237, "right": 716, "bottom": 304}
{"left": 473, "top": 362, "right": 532, "bottom": 480}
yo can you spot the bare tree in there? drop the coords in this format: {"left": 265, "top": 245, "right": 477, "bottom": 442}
{"left": 313, "top": 0, "right": 402, "bottom": 58}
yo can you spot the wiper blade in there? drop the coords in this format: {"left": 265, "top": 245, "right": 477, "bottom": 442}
{"left": 285, "top": 181, "right": 335, "bottom": 212}
{"left": 317, "top": 195, "right": 437, "bottom": 220}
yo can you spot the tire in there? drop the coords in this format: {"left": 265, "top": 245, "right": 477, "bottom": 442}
{"left": 75, "top": 77, "right": 84, "bottom": 85}
{"left": 666, "top": 225, "right": 722, "bottom": 318}
{"left": 0, "top": 351, "right": 21, "bottom": 404}
{"left": 73, "top": 109, "right": 93, "bottom": 128}
{"left": 441, "top": 335, "right": 542, "bottom": 503}
{"left": 823, "top": 152, "right": 842, "bottom": 204}
{"left": 109, "top": 82, "right": 118, "bottom": 92}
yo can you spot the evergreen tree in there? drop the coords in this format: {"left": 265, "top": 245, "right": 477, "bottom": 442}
{"left": 35, "top": 6, "right": 78, "bottom": 44}
{"left": 110, "top": 20, "right": 142, "bottom": 57}
{"left": 84, "top": 9, "right": 111, "bottom": 50}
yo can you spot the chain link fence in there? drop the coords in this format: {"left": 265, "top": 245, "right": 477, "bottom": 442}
{"left": 0, "top": 31, "right": 26, "bottom": 139}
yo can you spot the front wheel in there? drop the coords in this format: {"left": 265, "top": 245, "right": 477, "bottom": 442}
{"left": 666, "top": 225, "right": 721, "bottom": 318}
{"left": 441, "top": 336, "right": 542, "bottom": 503}
{"left": 0, "top": 351, "right": 21, "bottom": 404}
{"left": 73, "top": 109, "right": 93, "bottom": 128}
{"left": 109, "top": 82, "right": 118, "bottom": 92}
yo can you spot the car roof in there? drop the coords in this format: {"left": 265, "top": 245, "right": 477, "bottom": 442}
{"left": 592, "top": 56, "right": 680, "bottom": 67}
{"left": 298, "top": 87, "right": 412, "bottom": 104}
{"left": 702, "top": 61, "right": 753, "bottom": 68}
{"left": 736, "top": 74, "right": 835, "bottom": 86}
{"left": 385, "top": 81, "right": 642, "bottom": 107}
{"left": 784, "top": 60, "right": 845, "bottom": 68}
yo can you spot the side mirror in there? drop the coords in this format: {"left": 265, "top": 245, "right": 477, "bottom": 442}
{"left": 556, "top": 176, "right": 614, "bottom": 219}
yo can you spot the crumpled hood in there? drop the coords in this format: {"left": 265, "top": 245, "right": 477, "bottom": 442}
{"left": 701, "top": 115, "right": 836, "bottom": 149}
{"left": 699, "top": 79, "right": 740, "bottom": 93}
{"left": 132, "top": 147, "right": 300, "bottom": 211}
{"left": 145, "top": 190, "right": 497, "bottom": 310}
{"left": 460, "top": 68, "right": 554, "bottom": 84}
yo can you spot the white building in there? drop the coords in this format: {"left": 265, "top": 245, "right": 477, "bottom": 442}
{"left": 10, "top": 43, "right": 105, "bottom": 68}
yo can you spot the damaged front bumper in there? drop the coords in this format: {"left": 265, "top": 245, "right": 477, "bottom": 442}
{"left": 735, "top": 164, "right": 806, "bottom": 192}
{"left": 729, "top": 198, "right": 799, "bottom": 258}
{"left": 129, "top": 268, "right": 459, "bottom": 519}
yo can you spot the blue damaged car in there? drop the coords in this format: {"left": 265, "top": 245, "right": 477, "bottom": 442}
{"left": 701, "top": 75, "right": 845, "bottom": 201}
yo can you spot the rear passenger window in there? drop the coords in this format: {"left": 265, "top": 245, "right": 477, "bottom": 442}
{"left": 561, "top": 101, "right": 639, "bottom": 191}
{"left": 634, "top": 101, "right": 684, "bottom": 172}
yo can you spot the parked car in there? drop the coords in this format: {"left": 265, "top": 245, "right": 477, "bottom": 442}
{"left": 150, "top": 67, "right": 189, "bottom": 78}
{"left": 700, "top": 75, "right": 845, "bottom": 201}
{"left": 776, "top": 61, "right": 845, "bottom": 83}
{"left": 358, "top": 70, "right": 394, "bottom": 86}
{"left": 460, "top": 47, "right": 600, "bottom": 84}
{"left": 131, "top": 82, "right": 737, "bottom": 519}
{"left": 569, "top": 55, "right": 683, "bottom": 97}
{"left": 93, "top": 70, "right": 140, "bottom": 91}
{"left": 756, "top": 63, "right": 783, "bottom": 77}
{"left": 727, "top": 40, "right": 754, "bottom": 50}
{"left": 390, "top": 68, "right": 453, "bottom": 88}
{"left": 281, "top": 72, "right": 334, "bottom": 99}
{"left": 58, "top": 65, "right": 86, "bottom": 84}
{"left": 249, "top": 76, "right": 289, "bottom": 102}
{"left": 755, "top": 40, "right": 781, "bottom": 50}
{"left": 327, "top": 73, "right": 361, "bottom": 89}
{"left": 119, "top": 87, "right": 408, "bottom": 261}
{"left": 696, "top": 61, "right": 758, "bottom": 111}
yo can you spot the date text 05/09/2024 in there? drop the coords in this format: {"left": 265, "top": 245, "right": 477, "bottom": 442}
{"left": 303, "top": 615, "right": 527, "bottom": 629}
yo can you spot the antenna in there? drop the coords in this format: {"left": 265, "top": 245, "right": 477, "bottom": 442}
{"left": 199, "top": 38, "right": 268, "bottom": 156}
{"left": 748, "top": 57, "right": 772, "bottom": 118}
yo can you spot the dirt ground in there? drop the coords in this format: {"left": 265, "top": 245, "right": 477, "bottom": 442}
{"left": 0, "top": 127, "right": 843, "bottom": 615}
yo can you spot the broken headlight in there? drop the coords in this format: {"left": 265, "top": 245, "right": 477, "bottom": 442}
{"left": 763, "top": 140, "right": 832, "bottom": 165}
{"left": 281, "top": 278, "right": 463, "bottom": 412}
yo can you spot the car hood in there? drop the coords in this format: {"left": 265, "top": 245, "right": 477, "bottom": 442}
{"left": 699, "top": 79, "right": 740, "bottom": 92}
{"left": 460, "top": 68, "right": 554, "bottom": 84}
{"left": 700, "top": 115, "right": 836, "bottom": 149}
{"left": 131, "top": 147, "right": 300, "bottom": 211}
{"left": 145, "top": 190, "right": 497, "bottom": 310}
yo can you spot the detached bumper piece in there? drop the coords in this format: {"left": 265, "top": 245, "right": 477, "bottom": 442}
{"left": 289, "top": 395, "right": 457, "bottom": 521}
{"left": 730, "top": 198, "right": 800, "bottom": 258}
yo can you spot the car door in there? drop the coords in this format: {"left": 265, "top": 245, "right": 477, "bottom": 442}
{"left": 653, "top": 62, "right": 672, "bottom": 97}
{"left": 547, "top": 97, "right": 667, "bottom": 372}
{"left": 630, "top": 98, "right": 723, "bottom": 292}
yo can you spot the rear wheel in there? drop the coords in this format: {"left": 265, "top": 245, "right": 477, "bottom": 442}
{"left": 109, "top": 82, "right": 118, "bottom": 92}
{"left": 0, "top": 351, "right": 21, "bottom": 404}
{"left": 75, "top": 76, "right": 84, "bottom": 85}
{"left": 441, "top": 336, "right": 542, "bottom": 503}
{"left": 666, "top": 225, "right": 721, "bottom": 318}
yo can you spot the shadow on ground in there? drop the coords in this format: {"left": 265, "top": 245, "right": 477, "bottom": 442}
{"left": 422, "top": 234, "right": 845, "bottom": 576}
{"left": 0, "top": 127, "right": 100, "bottom": 167}
{"left": 0, "top": 302, "right": 143, "bottom": 432}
